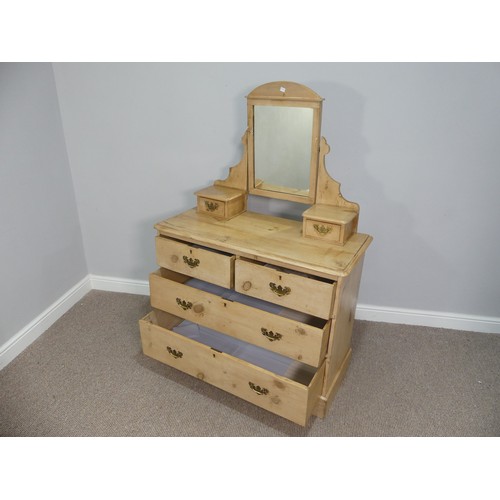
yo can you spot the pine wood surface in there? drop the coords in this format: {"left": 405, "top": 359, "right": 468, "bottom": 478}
{"left": 140, "top": 310, "right": 326, "bottom": 426}
{"left": 323, "top": 256, "right": 365, "bottom": 392}
{"left": 194, "top": 185, "right": 245, "bottom": 201}
{"left": 139, "top": 80, "right": 374, "bottom": 426}
{"left": 246, "top": 81, "right": 324, "bottom": 102}
{"left": 149, "top": 269, "right": 329, "bottom": 367}
{"left": 156, "top": 236, "right": 235, "bottom": 288}
{"left": 302, "top": 204, "right": 358, "bottom": 224}
{"left": 312, "top": 348, "right": 352, "bottom": 419}
{"left": 234, "top": 258, "right": 335, "bottom": 319}
{"left": 155, "top": 209, "right": 372, "bottom": 279}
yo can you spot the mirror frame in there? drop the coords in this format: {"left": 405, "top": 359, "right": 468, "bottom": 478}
{"left": 247, "top": 81, "right": 323, "bottom": 205}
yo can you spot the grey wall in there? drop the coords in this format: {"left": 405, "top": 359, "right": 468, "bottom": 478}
{"left": 0, "top": 63, "right": 87, "bottom": 346}
{"left": 52, "top": 63, "right": 500, "bottom": 318}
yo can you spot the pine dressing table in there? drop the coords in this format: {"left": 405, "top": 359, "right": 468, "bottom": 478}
{"left": 139, "top": 82, "right": 372, "bottom": 426}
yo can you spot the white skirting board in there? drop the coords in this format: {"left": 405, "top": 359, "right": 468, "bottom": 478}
{"left": 1, "top": 274, "right": 499, "bottom": 370}
{"left": 0, "top": 276, "right": 92, "bottom": 370}
{"left": 356, "top": 304, "right": 500, "bottom": 335}
{"left": 89, "top": 275, "right": 150, "bottom": 296}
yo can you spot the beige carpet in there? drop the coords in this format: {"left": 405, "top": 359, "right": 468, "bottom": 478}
{"left": 1, "top": 290, "right": 498, "bottom": 436}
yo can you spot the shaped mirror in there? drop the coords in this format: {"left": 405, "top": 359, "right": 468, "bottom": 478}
{"left": 247, "top": 82, "right": 323, "bottom": 204}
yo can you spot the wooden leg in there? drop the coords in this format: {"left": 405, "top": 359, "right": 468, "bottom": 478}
{"left": 311, "top": 348, "right": 352, "bottom": 418}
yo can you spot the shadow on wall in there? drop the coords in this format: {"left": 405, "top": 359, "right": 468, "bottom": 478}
{"left": 311, "top": 81, "right": 455, "bottom": 311}
{"left": 142, "top": 78, "right": 458, "bottom": 313}
{"left": 240, "top": 80, "right": 454, "bottom": 312}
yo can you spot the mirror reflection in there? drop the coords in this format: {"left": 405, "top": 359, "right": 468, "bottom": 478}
{"left": 253, "top": 105, "right": 314, "bottom": 196}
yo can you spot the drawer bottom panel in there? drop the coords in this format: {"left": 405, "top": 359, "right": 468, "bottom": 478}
{"left": 139, "top": 310, "right": 325, "bottom": 426}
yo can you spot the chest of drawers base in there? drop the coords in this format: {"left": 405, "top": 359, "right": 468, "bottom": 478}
{"left": 140, "top": 210, "right": 371, "bottom": 426}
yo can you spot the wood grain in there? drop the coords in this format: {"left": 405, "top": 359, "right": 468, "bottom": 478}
{"left": 155, "top": 208, "right": 372, "bottom": 279}
{"left": 140, "top": 310, "right": 325, "bottom": 426}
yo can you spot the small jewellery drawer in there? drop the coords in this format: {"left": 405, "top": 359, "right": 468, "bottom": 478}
{"left": 197, "top": 196, "right": 225, "bottom": 218}
{"left": 302, "top": 204, "right": 357, "bottom": 245}
{"left": 139, "top": 309, "right": 326, "bottom": 426}
{"left": 194, "top": 185, "right": 247, "bottom": 221}
{"left": 149, "top": 269, "right": 330, "bottom": 367}
{"left": 156, "top": 236, "right": 235, "bottom": 288}
{"left": 234, "top": 259, "right": 336, "bottom": 320}
{"left": 303, "top": 219, "right": 341, "bottom": 243}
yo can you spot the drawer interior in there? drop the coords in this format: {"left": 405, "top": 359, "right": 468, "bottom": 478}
{"left": 146, "top": 309, "right": 317, "bottom": 386}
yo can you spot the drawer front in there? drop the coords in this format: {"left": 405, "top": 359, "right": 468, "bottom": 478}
{"left": 149, "top": 270, "right": 329, "bottom": 367}
{"left": 139, "top": 310, "right": 325, "bottom": 426}
{"left": 197, "top": 196, "right": 225, "bottom": 218}
{"left": 234, "top": 259, "right": 336, "bottom": 320}
{"left": 304, "top": 219, "right": 341, "bottom": 243}
{"left": 156, "top": 237, "right": 234, "bottom": 288}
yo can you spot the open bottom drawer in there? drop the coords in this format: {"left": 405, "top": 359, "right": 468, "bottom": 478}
{"left": 139, "top": 310, "right": 325, "bottom": 426}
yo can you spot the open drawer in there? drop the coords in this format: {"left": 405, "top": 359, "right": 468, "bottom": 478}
{"left": 156, "top": 236, "right": 235, "bottom": 288}
{"left": 139, "top": 309, "right": 326, "bottom": 426}
{"left": 234, "top": 258, "right": 336, "bottom": 319}
{"left": 150, "top": 268, "right": 330, "bottom": 367}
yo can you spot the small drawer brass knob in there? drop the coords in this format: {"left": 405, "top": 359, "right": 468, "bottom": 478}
{"left": 193, "top": 303, "right": 204, "bottom": 314}
{"left": 242, "top": 281, "right": 252, "bottom": 291}
{"left": 171, "top": 255, "right": 179, "bottom": 263}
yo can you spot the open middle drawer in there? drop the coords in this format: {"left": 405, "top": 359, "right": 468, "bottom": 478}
{"left": 149, "top": 269, "right": 330, "bottom": 368}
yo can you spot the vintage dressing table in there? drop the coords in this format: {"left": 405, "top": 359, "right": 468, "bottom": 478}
{"left": 139, "top": 82, "right": 372, "bottom": 426}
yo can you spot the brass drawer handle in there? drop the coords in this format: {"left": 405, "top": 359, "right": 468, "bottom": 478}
{"left": 248, "top": 382, "right": 269, "bottom": 396}
{"left": 261, "top": 328, "right": 282, "bottom": 342}
{"left": 269, "top": 282, "right": 291, "bottom": 297}
{"left": 205, "top": 201, "right": 219, "bottom": 212}
{"left": 183, "top": 256, "right": 200, "bottom": 268}
{"left": 176, "top": 298, "right": 193, "bottom": 310}
{"left": 313, "top": 223, "right": 332, "bottom": 236}
{"left": 167, "top": 346, "right": 183, "bottom": 359}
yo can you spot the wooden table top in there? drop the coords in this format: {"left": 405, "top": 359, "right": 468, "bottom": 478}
{"left": 155, "top": 208, "right": 372, "bottom": 279}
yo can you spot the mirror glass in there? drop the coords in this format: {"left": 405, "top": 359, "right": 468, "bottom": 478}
{"left": 253, "top": 105, "right": 314, "bottom": 197}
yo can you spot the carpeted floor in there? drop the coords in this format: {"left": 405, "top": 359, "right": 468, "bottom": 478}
{"left": 1, "top": 290, "right": 498, "bottom": 436}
